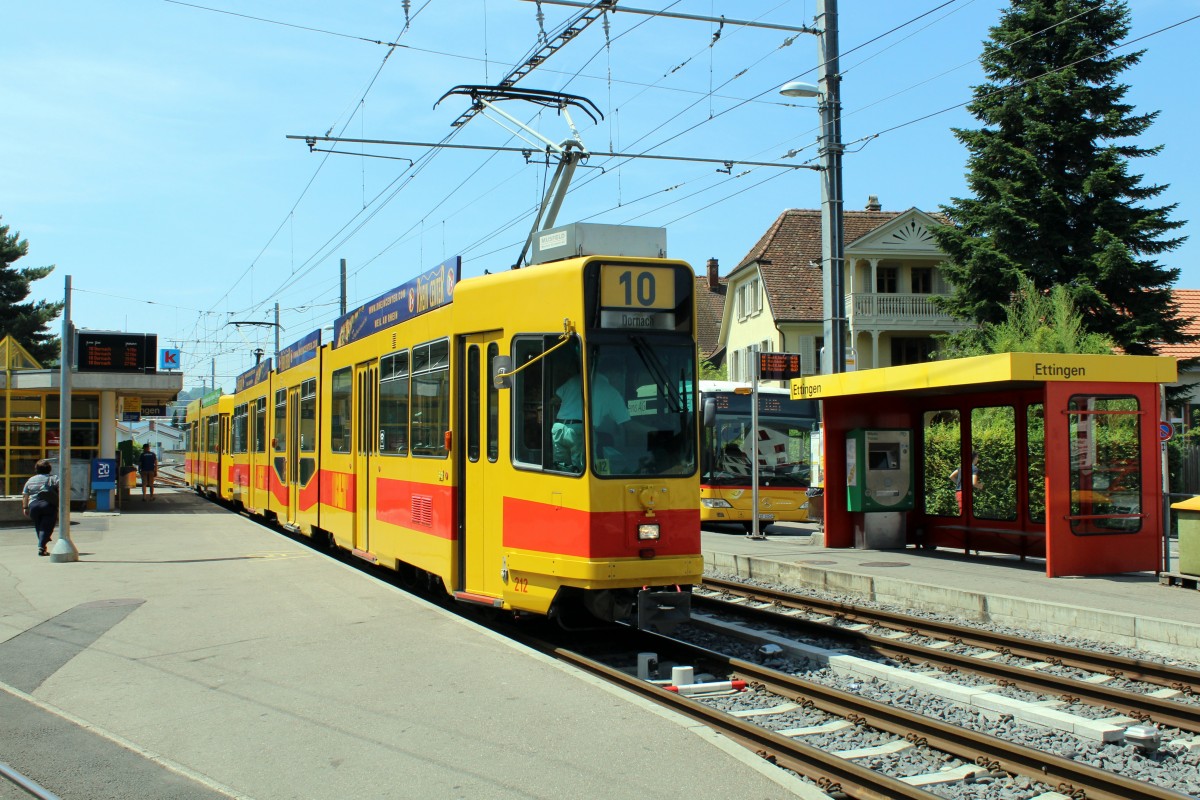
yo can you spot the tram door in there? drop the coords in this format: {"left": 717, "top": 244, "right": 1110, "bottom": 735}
{"left": 458, "top": 332, "right": 504, "bottom": 599}
{"left": 285, "top": 388, "right": 301, "bottom": 524}
{"left": 354, "top": 361, "right": 378, "bottom": 553}
{"left": 217, "top": 414, "right": 229, "bottom": 497}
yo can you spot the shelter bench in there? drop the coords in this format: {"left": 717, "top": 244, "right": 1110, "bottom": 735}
{"left": 932, "top": 524, "right": 1046, "bottom": 561}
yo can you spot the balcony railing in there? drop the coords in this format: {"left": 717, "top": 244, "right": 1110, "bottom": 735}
{"left": 849, "top": 292, "right": 970, "bottom": 329}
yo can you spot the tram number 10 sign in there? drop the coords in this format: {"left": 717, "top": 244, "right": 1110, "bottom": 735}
{"left": 599, "top": 265, "right": 677, "bottom": 331}
{"left": 759, "top": 352, "right": 804, "bottom": 381}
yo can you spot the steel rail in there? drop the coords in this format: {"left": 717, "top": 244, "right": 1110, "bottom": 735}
{"left": 722, "top": 655, "right": 1192, "bottom": 800}
{"left": 526, "top": 638, "right": 940, "bottom": 800}
{"left": 693, "top": 592, "right": 1200, "bottom": 732}
{"left": 702, "top": 576, "right": 1200, "bottom": 694}
{"left": 0, "top": 761, "right": 61, "bottom": 800}
{"left": 507, "top": 624, "right": 1190, "bottom": 800}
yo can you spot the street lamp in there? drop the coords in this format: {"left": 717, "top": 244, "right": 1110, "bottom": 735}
{"left": 780, "top": 2, "right": 845, "bottom": 374}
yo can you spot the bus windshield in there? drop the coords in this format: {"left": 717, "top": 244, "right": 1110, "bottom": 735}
{"left": 701, "top": 386, "right": 817, "bottom": 487}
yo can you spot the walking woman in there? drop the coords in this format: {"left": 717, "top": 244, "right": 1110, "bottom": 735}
{"left": 22, "top": 459, "right": 60, "bottom": 556}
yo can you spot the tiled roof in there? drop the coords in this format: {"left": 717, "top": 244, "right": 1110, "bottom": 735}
{"left": 695, "top": 274, "right": 727, "bottom": 361}
{"left": 1160, "top": 289, "right": 1200, "bottom": 359}
{"left": 731, "top": 209, "right": 904, "bottom": 323}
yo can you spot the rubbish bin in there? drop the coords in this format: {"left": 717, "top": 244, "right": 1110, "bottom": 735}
{"left": 1170, "top": 496, "right": 1200, "bottom": 576}
{"left": 119, "top": 466, "right": 137, "bottom": 507}
{"left": 805, "top": 487, "right": 824, "bottom": 525}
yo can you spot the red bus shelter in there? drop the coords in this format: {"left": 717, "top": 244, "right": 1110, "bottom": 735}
{"left": 792, "top": 353, "right": 1176, "bottom": 577}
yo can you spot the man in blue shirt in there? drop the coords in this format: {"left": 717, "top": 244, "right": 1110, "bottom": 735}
{"left": 139, "top": 444, "right": 159, "bottom": 502}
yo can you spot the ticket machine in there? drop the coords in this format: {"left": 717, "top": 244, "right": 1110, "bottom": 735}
{"left": 846, "top": 428, "right": 913, "bottom": 547}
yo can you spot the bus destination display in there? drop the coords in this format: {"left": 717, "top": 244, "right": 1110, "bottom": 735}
{"left": 77, "top": 332, "right": 158, "bottom": 374}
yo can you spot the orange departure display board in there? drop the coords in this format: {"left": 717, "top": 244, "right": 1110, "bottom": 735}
{"left": 77, "top": 332, "right": 157, "bottom": 374}
{"left": 759, "top": 351, "right": 803, "bottom": 381}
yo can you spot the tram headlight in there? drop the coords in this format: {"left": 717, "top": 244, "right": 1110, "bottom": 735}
{"left": 701, "top": 498, "right": 733, "bottom": 508}
{"left": 637, "top": 523, "right": 660, "bottom": 541}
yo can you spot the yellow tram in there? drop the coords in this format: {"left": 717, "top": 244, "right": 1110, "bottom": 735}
{"left": 184, "top": 391, "right": 232, "bottom": 498}
{"left": 186, "top": 227, "right": 702, "bottom": 628}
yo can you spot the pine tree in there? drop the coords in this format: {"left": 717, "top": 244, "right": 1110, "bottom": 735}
{"left": 933, "top": 0, "right": 1189, "bottom": 355}
{"left": 0, "top": 217, "right": 63, "bottom": 364}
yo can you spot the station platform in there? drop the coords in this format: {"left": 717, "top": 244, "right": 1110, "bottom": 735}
{"left": 0, "top": 491, "right": 818, "bottom": 800}
{"left": 702, "top": 522, "right": 1199, "bottom": 661}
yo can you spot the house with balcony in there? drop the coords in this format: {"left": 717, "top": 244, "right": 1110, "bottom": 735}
{"left": 717, "top": 198, "right": 973, "bottom": 382}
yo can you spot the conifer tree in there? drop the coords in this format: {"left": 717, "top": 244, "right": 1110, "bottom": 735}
{"left": 933, "top": 0, "right": 1189, "bottom": 355}
{"left": 0, "top": 217, "right": 63, "bottom": 364}
{"left": 940, "top": 275, "right": 1116, "bottom": 356}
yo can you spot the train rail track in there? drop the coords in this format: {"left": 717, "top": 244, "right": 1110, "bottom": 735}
{"left": 0, "top": 760, "right": 59, "bottom": 800}
{"left": 223, "top": 512, "right": 1196, "bottom": 798}
{"left": 511, "top": 625, "right": 1191, "bottom": 800}
{"left": 696, "top": 577, "right": 1200, "bottom": 734}
{"left": 701, "top": 576, "right": 1200, "bottom": 695}
{"left": 506, "top": 626, "right": 940, "bottom": 800}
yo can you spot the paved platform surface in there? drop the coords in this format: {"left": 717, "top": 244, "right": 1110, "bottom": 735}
{"left": 703, "top": 522, "right": 1199, "bottom": 660}
{"left": 0, "top": 491, "right": 816, "bottom": 800}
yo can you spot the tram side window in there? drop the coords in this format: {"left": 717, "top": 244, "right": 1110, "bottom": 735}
{"left": 274, "top": 389, "right": 286, "bottom": 451}
{"left": 511, "top": 334, "right": 582, "bottom": 475}
{"left": 512, "top": 338, "right": 545, "bottom": 467}
{"left": 253, "top": 397, "right": 267, "bottom": 453}
{"left": 330, "top": 367, "right": 352, "bottom": 453}
{"left": 411, "top": 339, "right": 449, "bottom": 457}
{"left": 378, "top": 350, "right": 409, "bottom": 456}
{"left": 487, "top": 342, "right": 499, "bottom": 462}
{"left": 300, "top": 379, "right": 317, "bottom": 453}
{"left": 206, "top": 416, "right": 220, "bottom": 454}
{"left": 232, "top": 404, "right": 248, "bottom": 454}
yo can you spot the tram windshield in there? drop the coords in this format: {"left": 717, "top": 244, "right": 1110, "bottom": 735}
{"left": 513, "top": 333, "right": 696, "bottom": 478}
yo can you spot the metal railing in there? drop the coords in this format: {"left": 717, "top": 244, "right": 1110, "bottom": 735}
{"left": 848, "top": 292, "right": 971, "bottom": 327}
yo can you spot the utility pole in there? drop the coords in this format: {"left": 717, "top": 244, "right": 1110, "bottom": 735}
{"left": 51, "top": 274, "right": 79, "bottom": 562}
{"left": 274, "top": 303, "right": 281, "bottom": 362}
{"left": 525, "top": 0, "right": 841, "bottom": 370}
{"left": 817, "top": 0, "right": 846, "bottom": 373}
{"left": 340, "top": 259, "right": 347, "bottom": 316}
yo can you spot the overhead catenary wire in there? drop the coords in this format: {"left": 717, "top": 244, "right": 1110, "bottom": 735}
{"left": 186, "top": 3, "right": 1197, "bottom": 381}
{"left": 189, "top": 0, "right": 945, "bottom": 371}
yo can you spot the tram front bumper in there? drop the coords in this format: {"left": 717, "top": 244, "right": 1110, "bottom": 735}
{"left": 637, "top": 587, "right": 691, "bottom": 633}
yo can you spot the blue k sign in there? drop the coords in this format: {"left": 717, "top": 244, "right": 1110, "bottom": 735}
{"left": 160, "top": 348, "right": 181, "bottom": 371}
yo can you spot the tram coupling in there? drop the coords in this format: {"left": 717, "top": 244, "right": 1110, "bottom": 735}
{"left": 637, "top": 585, "right": 691, "bottom": 633}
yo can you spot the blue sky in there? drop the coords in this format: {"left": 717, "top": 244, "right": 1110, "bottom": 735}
{"left": 5, "top": 1, "right": 1199, "bottom": 392}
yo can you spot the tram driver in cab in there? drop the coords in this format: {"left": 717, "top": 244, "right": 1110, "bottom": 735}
{"left": 552, "top": 356, "right": 633, "bottom": 472}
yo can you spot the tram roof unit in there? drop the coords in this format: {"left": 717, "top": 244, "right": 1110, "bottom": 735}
{"left": 529, "top": 222, "right": 666, "bottom": 266}
{"left": 791, "top": 352, "right": 1178, "bottom": 401}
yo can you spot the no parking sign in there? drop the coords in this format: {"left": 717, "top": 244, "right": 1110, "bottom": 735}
{"left": 1160, "top": 421, "right": 1174, "bottom": 442}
